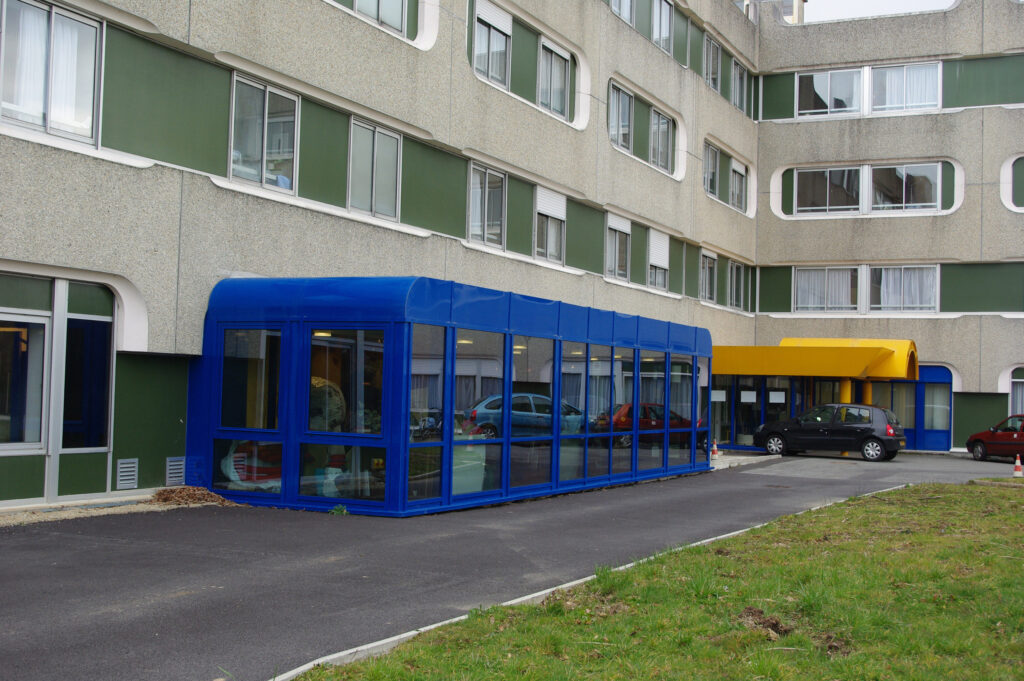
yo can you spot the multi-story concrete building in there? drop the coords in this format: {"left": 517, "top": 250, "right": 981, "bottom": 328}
{"left": 1, "top": 0, "right": 1021, "bottom": 510}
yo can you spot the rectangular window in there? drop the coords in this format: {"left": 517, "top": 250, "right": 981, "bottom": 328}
{"left": 648, "top": 265, "right": 667, "bottom": 289}
{"left": 699, "top": 254, "right": 717, "bottom": 302}
{"left": 608, "top": 84, "right": 632, "bottom": 151}
{"left": 732, "top": 62, "right": 748, "bottom": 112}
{"left": 647, "top": 230, "right": 669, "bottom": 290}
{"left": 704, "top": 37, "right": 721, "bottom": 91}
{"left": 798, "top": 69, "right": 860, "bottom": 116}
{"left": 61, "top": 318, "right": 112, "bottom": 448}
{"left": 652, "top": 0, "right": 672, "bottom": 53}
{"left": 0, "top": 318, "right": 45, "bottom": 445}
{"left": 410, "top": 324, "right": 445, "bottom": 443}
{"left": 221, "top": 329, "right": 281, "bottom": 430}
{"left": 872, "top": 63, "right": 939, "bottom": 112}
{"left": 538, "top": 43, "right": 569, "bottom": 118}
{"left": 728, "top": 262, "right": 744, "bottom": 309}
{"left": 308, "top": 329, "right": 385, "bottom": 435}
{"left": 474, "top": 19, "right": 509, "bottom": 88}
{"left": 469, "top": 164, "right": 505, "bottom": 247}
{"left": 355, "top": 0, "right": 403, "bottom": 32}
{"left": 794, "top": 267, "right": 858, "bottom": 312}
{"left": 300, "top": 444, "right": 386, "bottom": 500}
{"left": 871, "top": 163, "right": 938, "bottom": 211}
{"left": 729, "top": 166, "right": 747, "bottom": 211}
{"left": 649, "top": 109, "right": 673, "bottom": 172}
{"left": 703, "top": 143, "right": 719, "bottom": 195}
{"left": 606, "top": 218, "right": 630, "bottom": 280}
{"left": 611, "top": 0, "right": 634, "bottom": 25}
{"left": 349, "top": 120, "right": 400, "bottom": 219}
{"left": 535, "top": 214, "right": 564, "bottom": 263}
{"left": 795, "top": 167, "right": 860, "bottom": 213}
{"left": 455, "top": 328, "right": 505, "bottom": 442}
{"left": 1, "top": 0, "right": 99, "bottom": 140}
{"left": 231, "top": 76, "right": 297, "bottom": 192}
{"left": 870, "top": 266, "right": 937, "bottom": 311}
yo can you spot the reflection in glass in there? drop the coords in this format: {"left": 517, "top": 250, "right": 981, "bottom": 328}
{"left": 587, "top": 437, "right": 609, "bottom": 477}
{"left": 639, "top": 351, "right": 666, "bottom": 417}
{"left": 213, "top": 439, "right": 282, "bottom": 493}
{"left": 613, "top": 347, "right": 634, "bottom": 432}
{"left": 50, "top": 14, "right": 97, "bottom": 138}
{"left": 588, "top": 345, "right": 612, "bottom": 432}
{"left": 559, "top": 439, "right": 584, "bottom": 481}
{"left": 510, "top": 440, "right": 551, "bottom": 487}
{"left": 456, "top": 329, "right": 505, "bottom": 439}
{"left": 265, "top": 91, "right": 295, "bottom": 190}
{"left": 712, "top": 375, "right": 732, "bottom": 445}
{"left": 670, "top": 355, "right": 693, "bottom": 425}
{"left": 300, "top": 444, "right": 386, "bottom": 500}
{"left": 612, "top": 436, "right": 632, "bottom": 474}
{"left": 408, "top": 447, "right": 441, "bottom": 501}
{"left": 639, "top": 433, "right": 663, "bottom": 470}
{"left": 668, "top": 431, "right": 691, "bottom": 467}
{"left": 309, "top": 329, "right": 384, "bottom": 434}
{"left": 0, "top": 321, "right": 45, "bottom": 444}
{"left": 452, "top": 443, "right": 501, "bottom": 494}
{"left": 560, "top": 341, "right": 586, "bottom": 435}
{"left": 231, "top": 80, "right": 264, "bottom": 182}
{"left": 697, "top": 356, "right": 710, "bottom": 441}
{"left": 924, "top": 383, "right": 949, "bottom": 430}
{"left": 511, "top": 336, "right": 554, "bottom": 437}
{"left": 765, "top": 377, "right": 791, "bottom": 423}
{"left": 734, "top": 377, "right": 762, "bottom": 446}
{"left": 410, "top": 324, "right": 445, "bottom": 443}
{"left": 222, "top": 329, "right": 280, "bottom": 430}
{"left": 349, "top": 123, "right": 374, "bottom": 213}
{"left": 62, "top": 318, "right": 112, "bottom": 448}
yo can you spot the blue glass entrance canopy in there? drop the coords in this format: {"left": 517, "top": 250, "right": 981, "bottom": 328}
{"left": 186, "top": 277, "right": 713, "bottom": 516}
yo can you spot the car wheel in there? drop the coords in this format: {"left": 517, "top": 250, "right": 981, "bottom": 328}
{"left": 971, "top": 442, "right": 987, "bottom": 461}
{"left": 860, "top": 438, "right": 885, "bottom": 462}
{"left": 480, "top": 424, "right": 499, "bottom": 439}
{"left": 764, "top": 434, "right": 786, "bottom": 456}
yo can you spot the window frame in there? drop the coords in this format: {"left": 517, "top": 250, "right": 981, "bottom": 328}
{"left": 699, "top": 252, "right": 717, "bottom": 303}
{"left": 703, "top": 143, "right": 719, "bottom": 196}
{"left": 648, "top": 264, "right": 668, "bottom": 290}
{"left": 728, "top": 261, "right": 745, "bottom": 309}
{"left": 869, "top": 265, "right": 938, "bottom": 312}
{"left": 870, "top": 62, "right": 940, "bottom": 113}
{"left": 474, "top": 17, "right": 511, "bottom": 89}
{"left": 534, "top": 213, "right": 565, "bottom": 265}
{"left": 467, "top": 163, "right": 507, "bottom": 249}
{"left": 652, "top": 0, "right": 673, "bottom": 54}
{"left": 229, "top": 74, "right": 300, "bottom": 195}
{"left": 649, "top": 108, "right": 673, "bottom": 173}
{"left": 0, "top": 0, "right": 103, "bottom": 144}
{"left": 605, "top": 217, "right": 631, "bottom": 281}
{"left": 796, "top": 68, "right": 861, "bottom": 117}
{"left": 611, "top": 0, "right": 635, "bottom": 26}
{"left": 703, "top": 37, "right": 721, "bottom": 92}
{"left": 538, "top": 39, "right": 571, "bottom": 119}
{"left": 792, "top": 163, "right": 943, "bottom": 216}
{"left": 729, "top": 163, "right": 747, "bottom": 212}
{"left": 792, "top": 266, "right": 859, "bottom": 312}
{"left": 353, "top": 0, "right": 405, "bottom": 34}
{"left": 0, "top": 310, "right": 51, "bottom": 454}
{"left": 732, "top": 61, "right": 748, "bottom": 113}
{"left": 348, "top": 118, "right": 402, "bottom": 220}
{"left": 608, "top": 83, "right": 633, "bottom": 152}
{"left": 870, "top": 163, "right": 940, "bottom": 212}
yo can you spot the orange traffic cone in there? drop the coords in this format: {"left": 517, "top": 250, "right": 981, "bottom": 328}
{"left": 711, "top": 439, "right": 719, "bottom": 459}
{"left": 1014, "top": 454, "right": 1023, "bottom": 478}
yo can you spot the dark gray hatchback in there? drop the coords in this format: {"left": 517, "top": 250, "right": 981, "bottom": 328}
{"left": 753, "top": 403, "right": 905, "bottom": 461}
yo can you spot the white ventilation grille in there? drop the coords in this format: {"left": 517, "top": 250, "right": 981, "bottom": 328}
{"left": 116, "top": 459, "right": 139, "bottom": 490}
{"left": 165, "top": 457, "right": 185, "bottom": 487}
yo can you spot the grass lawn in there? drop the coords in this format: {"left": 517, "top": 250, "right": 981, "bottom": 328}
{"left": 299, "top": 483, "right": 1024, "bottom": 681}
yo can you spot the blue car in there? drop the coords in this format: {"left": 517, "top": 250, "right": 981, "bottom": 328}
{"left": 463, "top": 393, "right": 583, "bottom": 438}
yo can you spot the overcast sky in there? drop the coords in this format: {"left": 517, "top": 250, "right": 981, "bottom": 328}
{"left": 803, "top": 0, "right": 955, "bottom": 22}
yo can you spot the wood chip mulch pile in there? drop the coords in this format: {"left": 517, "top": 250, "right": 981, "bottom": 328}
{"left": 149, "top": 486, "right": 239, "bottom": 506}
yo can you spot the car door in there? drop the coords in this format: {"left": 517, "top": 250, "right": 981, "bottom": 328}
{"left": 991, "top": 416, "right": 1024, "bottom": 456}
{"left": 509, "top": 394, "right": 535, "bottom": 437}
{"left": 789, "top": 405, "right": 835, "bottom": 450}
{"left": 829, "top": 406, "right": 873, "bottom": 451}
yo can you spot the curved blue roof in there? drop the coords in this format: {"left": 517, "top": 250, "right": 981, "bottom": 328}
{"left": 206, "top": 277, "right": 712, "bottom": 355}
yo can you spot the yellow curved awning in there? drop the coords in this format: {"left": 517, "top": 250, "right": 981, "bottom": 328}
{"left": 712, "top": 338, "right": 918, "bottom": 381}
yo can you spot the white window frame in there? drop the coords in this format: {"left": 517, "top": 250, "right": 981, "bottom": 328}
{"left": 729, "top": 161, "right": 747, "bottom": 212}
{"left": 354, "top": 0, "right": 404, "bottom": 34}
{"left": 0, "top": 0, "right": 102, "bottom": 144}
{"left": 796, "top": 68, "right": 861, "bottom": 117}
{"left": 793, "top": 163, "right": 942, "bottom": 216}
{"left": 648, "top": 265, "right": 667, "bottom": 289}
{"left": 474, "top": 17, "right": 511, "bottom": 89}
{"left": 647, "top": 230, "right": 669, "bottom": 290}
{"left": 606, "top": 214, "right": 631, "bottom": 281}
{"left": 348, "top": 118, "right": 402, "bottom": 220}
{"left": 468, "top": 163, "right": 506, "bottom": 249}
{"left": 229, "top": 74, "right": 300, "bottom": 195}
{"left": 869, "top": 265, "right": 938, "bottom": 312}
{"left": 704, "top": 37, "right": 721, "bottom": 92}
{"left": 870, "top": 163, "right": 940, "bottom": 212}
{"left": 0, "top": 309, "right": 50, "bottom": 455}
{"left": 652, "top": 0, "right": 672, "bottom": 54}
{"left": 611, "top": 0, "right": 634, "bottom": 26}
{"left": 699, "top": 252, "right": 717, "bottom": 302}
{"left": 870, "top": 62, "right": 940, "bottom": 113}
{"left": 732, "top": 62, "right": 748, "bottom": 113}
{"left": 538, "top": 39, "right": 570, "bottom": 119}
{"left": 793, "top": 166, "right": 863, "bottom": 215}
{"left": 793, "top": 267, "right": 859, "bottom": 312}
{"left": 703, "top": 143, "right": 719, "bottom": 196}
{"left": 609, "top": 84, "right": 633, "bottom": 152}
{"left": 728, "top": 261, "right": 745, "bottom": 309}
{"left": 649, "top": 108, "right": 673, "bottom": 172}
{"left": 792, "top": 264, "right": 939, "bottom": 314}
{"left": 534, "top": 186, "right": 566, "bottom": 264}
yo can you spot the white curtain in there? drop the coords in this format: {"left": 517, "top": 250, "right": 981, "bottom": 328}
{"left": 796, "top": 269, "right": 826, "bottom": 310}
{"left": 903, "top": 267, "right": 936, "bottom": 310}
{"left": 49, "top": 15, "right": 96, "bottom": 137}
{"left": 3, "top": 1, "right": 47, "bottom": 125}
{"left": 1012, "top": 381, "right": 1024, "bottom": 414}
{"left": 906, "top": 63, "right": 938, "bottom": 108}
{"left": 826, "top": 268, "right": 854, "bottom": 310}
{"left": 877, "top": 267, "right": 903, "bottom": 310}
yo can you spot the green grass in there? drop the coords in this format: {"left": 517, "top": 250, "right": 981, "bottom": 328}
{"left": 974, "top": 477, "right": 1024, "bottom": 485}
{"left": 298, "top": 484, "right": 1024, "bottom": 681}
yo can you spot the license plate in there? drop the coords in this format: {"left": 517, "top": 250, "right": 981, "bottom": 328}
{"left": 899, "top": 439, "right": 906, "bottom": 447}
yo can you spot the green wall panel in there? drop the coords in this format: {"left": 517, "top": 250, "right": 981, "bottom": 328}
{"left": 565, "top": 200, "right": 605, "bottom": 274}
{"left": 102, "top": 28, "right": 230, "bottom": 176}
{"left": 672, "top": 9, "right": 688, "bottom": 66}
{"left": 689, "top": 25, "right": 704, "bottom": 75}
{"left": 941, "top": 263, "right": 1024, "bottom": 312}
{"left": 1014, "top": 368, "right": 1024, "bottom": 380}
{"left": 684, "top": 243, "right": 700, "bottom": 297}
{"left": 505, "top": 177, "right": 534, "bottom": 256}
{"left": 781, "top": 169, "right": 794, "bottom": 215}
{"left": 0, "top": 274, "right": 51, "bottom": 311}
{"left": 401, "top": 139, "right": 468, "bottom": 238}
{"left": 669, "top": 238, "right": 685, "bottom": 294}
{"left": 335, "top": 0, "right": 352, "bottom": 7}
{"left": 717, "top": 150, "right": 731, "bottom": 203}
{"left": 716, "top": 257, "right": 729, "bottom": 304}
{"left": 750, "top": 75, "right": 760, "bottom": 120}
{"left": 761, "top": 73, "right": 795, "bottom": 120}
{"left": 721, "top": 53, "right": 733, "bottom": 102}
{"left": 112, "top": 353, "right": 189, "bottom": 490}
{"left": 405, "top": 0, "right": 418, "bottom": 40}
{"left": 510, "top": 20, "right": 539, "bottom": 104}
{"left": 0, "top": 455, "right": 45, "bottom": 501}
{"left": 1014, "top": 157, "right": 1024, "bottom": 208}
{"left": 941, "top": 161, "right": 955, "bottom": 211}
{"left": 68, "top": 282, "right": 113, "bottom": 317}
{"left": 633, "top": 99, "right": 651, "bottom": 162}
{"left": 758, "top": 267, "right": 792, "bottom": 312}
{"left": 953, "top": 392, "right": 1008, "bottom": 448}
{"left": 297, "top": 100, "right": 349, "bottom": 208}
{"left": 630, "top": 223, "right": 648, "bottom": 286}
{"left": 943, "top": 54, "right": 1024, "bottom": 108}
{"left": 635, "top": 0, "right": 653, "bottom": 40}
{"left": 58, "top": 452, "right": 108, "bottom": 496}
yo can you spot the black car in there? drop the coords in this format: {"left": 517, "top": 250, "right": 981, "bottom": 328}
{"left": 753, "top": 403, "right": 905, "bottom": 461}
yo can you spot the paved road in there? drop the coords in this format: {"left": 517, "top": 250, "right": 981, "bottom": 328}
{"left": 0, "top": 454, "right": 1008, "bottom": 681}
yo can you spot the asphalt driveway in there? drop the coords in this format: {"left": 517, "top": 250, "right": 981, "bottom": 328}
{"left": 0, "top": 454, "right": 1006, "bottom": 681}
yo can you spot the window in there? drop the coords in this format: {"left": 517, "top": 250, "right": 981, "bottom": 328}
{"left": 539, "top": 42, "right": 569, "bottom": 118}
{"left": 469, "top": 164, "right": 505, "bottom": 247}
{"left": 872, "top": 163, "right": 938, "bottom": 211}
{"left": 728, "top": 262, "right": 745, "bottom": 309}
{"left": 1012, "top": 369, "right": 1024, "bottom": 415}
{"left": 535, "top": 215, "right": 564, "bottom": 263}
{"left": 647, "top": 230, "right": 669, "bottom": 290}
{"left": 795, "top": 167, "right": 861, "bottom": 213}
{"left": 349, "top": 120, "right": 400, "bottom": 219}
{"left": 729, "top": 165, "right": 747, "bottom": 211}
{"left": 0, "top": 0, "right": 99, "bottom": 140}
{"left": 704, "top": 37, "right": 721, "bottom": 92}
{"left": 0, "top": 318, "right": 45, "bottom": 445}
{"left": 732, "top": 62, "right": 748, "bottom": 112}
{"left": 648, "top": 265, "right": 667, "bottom": 289}
{"left": 649, "top": 109, "right": 673, "bottom": 172}
{"left": 231, "top": 76, "right": 297, "bottom": 192}
{"left": 474, "top": 19, "right": 509, "bottom": 88}
{"left": 222, "top": 329, "right": 281, "bottom": 429}
{"left": 798, "top": 69, "right": 860, "bottom": 116}
{"left": 703, "top": 143, "right": 719, "bottom": 195}
{"left": 870, "top": 266, "right": 937, "bottom": 311}
{"left": 608, "top": 84, "right": 632, "bottom": 151}
{"left": 652, "top": 0, "right": 672, "bottom": 53}
{"left": 794, "top": 267, "right": 858, "bottom": 311}
{"left": 606, "top": 215, "right": 630, "bottom": 280}
{"left": 308, "top": 329, "right": 385, "bottom": 434}
{"left": 355, "top": 0, "right": 403, "bottom": 32}
{"left": 699, "top": 253, "right": 717, "bottom": 302}
{"left": 611, "top": 0, "right": 633, "bottom": 25}
{"left": 872, "top": 63, "right": 939, "bottom": 112}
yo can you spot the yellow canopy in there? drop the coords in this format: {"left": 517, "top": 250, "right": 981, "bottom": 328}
{"left": 712, "top": 338, "right": 918, "bottom": 381}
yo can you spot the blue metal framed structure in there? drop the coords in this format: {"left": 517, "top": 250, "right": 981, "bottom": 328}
{"left": 185, "top": 277, "right": 713, "bottom": 516}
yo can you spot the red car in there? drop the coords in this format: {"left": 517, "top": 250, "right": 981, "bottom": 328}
{"left": 594, "top": 403, "right": 691, "bottom": 431}
{"left": 966, "top": 415, "right": 1024, "bottom": 461}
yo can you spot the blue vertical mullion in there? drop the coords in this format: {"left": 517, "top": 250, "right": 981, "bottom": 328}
{"left": 552, "top": 339, "right": 562, "bottom": 486}
{"left": 662, "top": 352, "right": 670, "bottom": 469}
{"left": 281, "top": 321, "right": 304, "bottom": 505}
{"left": 691, "top": 354, "right": 699, "bottom": 466}
{"left": 630, "top": 347, "right": 639, "bottom": 476}
{"left": 441, "top": 324, "right": 456, "bottom": 505}
{"left": 502, "top": 332, "right": 512, "bottom": 495}
{"left": 392, "top": 322, "right": 411, "bottom": 515}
